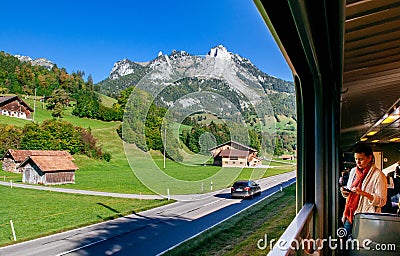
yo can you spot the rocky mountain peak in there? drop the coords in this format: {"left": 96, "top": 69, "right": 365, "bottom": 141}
{"left": 108, "top": 46, "right": 234, "bottom": 80}
{"left": 170, "top": 49, "right": 191, "bottom": 57}
{"left": 206, "top": 45, "right": 231, "bottom": 60}
{"left": 101, "top": 46, "right": 294, "bottom": 100}
{"left": 109, "top": 58, "right": 139, "bottom": 80}
{"left": 14, "top": 55, "right": 54, "bottom": 70}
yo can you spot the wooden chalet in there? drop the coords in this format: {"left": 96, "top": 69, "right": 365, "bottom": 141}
{"left": 208, "top": 141, "right": 261, "bottom": 167}
{"left": 0, "top": 95, "right": 34, "bottom": 120}
{"left": 19, "top": 155, "right": 78, "bottom": 185}
{"left": 1, "top": 149, "right": 74, "bottom": 173}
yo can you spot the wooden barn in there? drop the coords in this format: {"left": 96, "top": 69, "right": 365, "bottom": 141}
{"left": 209, "top": 141, "right": 261, "bottom": 167}
{"left": 1, "top": 149, "right": 74, "bottom": 173}
{"left": 0, "top": 95, "right": 34, "bottom": 120}
{"left": 20, "top": 155, "right": 78, "bottom": 185}
{"left": 280, "top": 154, "right": 295, "bottom": 160}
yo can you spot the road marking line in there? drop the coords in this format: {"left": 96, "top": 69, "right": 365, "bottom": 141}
{"left": 55, "top": 238, "right": 109, "bottom": 256}
{"left": 156, "top": 178, "right": 296, "bottom": 256}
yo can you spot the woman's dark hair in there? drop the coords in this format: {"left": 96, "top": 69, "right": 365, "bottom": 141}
{"left": 354, "top": 144, "right": 373, "bottom": 156}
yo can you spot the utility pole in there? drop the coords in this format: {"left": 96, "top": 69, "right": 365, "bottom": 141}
{"left": 33, "top": 88, "right": 36, "bottom": 122}
{"left": 163, "top": 124, "right": 166, "bottom": 169}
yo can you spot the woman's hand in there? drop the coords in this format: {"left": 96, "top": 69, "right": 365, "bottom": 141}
{"left": 341, "top": 187, "right": 350, "bottom": 197}
{"left": 351, "top": 187, "right": 373, "bottom": 201}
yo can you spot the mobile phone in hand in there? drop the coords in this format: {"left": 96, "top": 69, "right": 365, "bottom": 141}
{"left": 342, "top": 186, "right": 352, "bottom": 192}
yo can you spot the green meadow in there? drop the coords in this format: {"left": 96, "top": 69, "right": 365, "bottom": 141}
{"left": 0, "top": 97, "right": 295, "bottom": 247}
{"left": 0, "top": 101, "right": 295, "bottom": 193}
{"left": 97, "top": 92, "right": 117, "bottom": 107}
{"left": 0, "top": 185, "right": 171, "bottom": 246}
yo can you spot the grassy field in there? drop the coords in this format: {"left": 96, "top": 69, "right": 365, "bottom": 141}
{"left": 189, "top": 113, "right": 225, "bottom": 125}
{"left": 0, "top": 103, "right": 295, "bottom": 194}
{"left": 164, "top": 184, "right": 296, "bottom": 256}
{"left": 0, "top": 97, "right": 296, "bottom": 194}
{"left": 97, "top": 93, "right": 117, "bottom": 107}
{"left": 0, "top": 185, "right": 172, "bottom": 247}
{"left": 0, "top": 155, "right": 294, "bottom": 248}
{"left": 0, "top": 104, "right": 152, "bottom": 193}
{"left": 274, "top": 114, "right": 296, "bottom": 133}
{"left": 0, "top": 97, "right": 296, "bottom": 249}
{"left": 251, "top": 114, "right": 296, "bottom": 136}
{"left": 0, "top": 156, "right": 294, "bottom": 194}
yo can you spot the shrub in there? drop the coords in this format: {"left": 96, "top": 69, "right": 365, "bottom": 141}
{"left": 103, "top": 152, "right": 112, "bottom": 162}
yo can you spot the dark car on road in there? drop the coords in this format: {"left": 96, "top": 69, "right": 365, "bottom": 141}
{"left": 230, "top": 180, "right": 261, "bottom": 198}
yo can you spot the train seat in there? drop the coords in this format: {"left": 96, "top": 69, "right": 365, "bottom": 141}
{"left": 349, "top": 212, "right": 400, "bottom": 255}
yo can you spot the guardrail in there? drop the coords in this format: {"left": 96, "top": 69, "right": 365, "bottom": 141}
{"left": 268, "top": 203, "right": 315, "bottom": 256}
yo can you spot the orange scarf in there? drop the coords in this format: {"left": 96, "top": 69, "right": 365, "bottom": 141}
{"left": 343, "top": 166, "right": 370, "bottom": 224}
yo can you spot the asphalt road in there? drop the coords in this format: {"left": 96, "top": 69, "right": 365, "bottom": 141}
{"left": 0, "top": 171, "right": 295, "bottom": 256}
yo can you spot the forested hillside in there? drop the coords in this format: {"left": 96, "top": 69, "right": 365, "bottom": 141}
{"left": 0, "top": 119, "right": 109, "bottom": 160}
{"left": 0, "top": 51, "right": 122, "bottom": 121}
{"left": 0, "top": 51, "right": 92, "bottom": 96}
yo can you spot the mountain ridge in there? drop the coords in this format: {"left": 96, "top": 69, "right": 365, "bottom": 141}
{"left": 96, "top": 45, "right": 296, "bottom": 117}
{"left": 14, "top": 54, "right": 54, "bottom": 70}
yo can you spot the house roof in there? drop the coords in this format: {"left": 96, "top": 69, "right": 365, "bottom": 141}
{"left": 0, "top": 95, "right": 34, "bottom": 112}
{"left": 2, "top": 149, "right": 74, "bottom": 162}
{"left": 0, "top": 96, "right": 15, "bottom": 104}
{"left": 19, "top": 155, "right": 78, "bottom": 172}
{"left": 218, "top": 149, "right": 251, "bottom": 158}
{"left": 208, "top": 140, "right": 258, "bottom": 152}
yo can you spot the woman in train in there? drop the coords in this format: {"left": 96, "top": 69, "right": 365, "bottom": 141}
{"left": 340, "top": 143, "right": 387, "bottom": 237}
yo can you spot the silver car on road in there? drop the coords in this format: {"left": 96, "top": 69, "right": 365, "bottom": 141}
{"left": 230, "top": 180, "right": 261, "bottom": 198}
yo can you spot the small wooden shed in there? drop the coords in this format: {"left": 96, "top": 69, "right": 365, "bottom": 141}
{"left": 20, "top": 155, "right": 78, "bottom": 185}
{"left": 280, "top": 154, "right": 295, "bottom": 160}
{"left": 1, "top": 149, "right": 74, "bottom": 173}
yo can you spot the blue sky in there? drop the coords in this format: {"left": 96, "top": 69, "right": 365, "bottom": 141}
{"left": 0, "top": 0, "right": 292, "bottom": 83}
